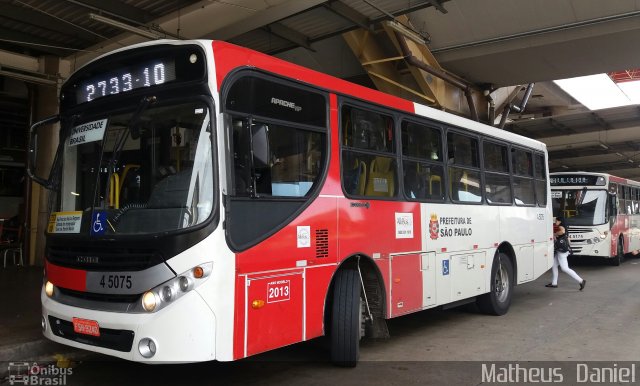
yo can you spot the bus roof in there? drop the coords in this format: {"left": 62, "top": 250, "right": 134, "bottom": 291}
{"left": 69, "top": 39, "right": 547, "bottom": 153}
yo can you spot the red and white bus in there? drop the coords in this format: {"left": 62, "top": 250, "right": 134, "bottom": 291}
{"left": 551, "top": 171, "right": 640, "bottom": 265}
{"left": 29, "top": 40, "right": 553, "bottom": 365}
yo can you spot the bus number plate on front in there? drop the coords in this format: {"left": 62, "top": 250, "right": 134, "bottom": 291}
{"left": 72, "top": 317, "right": 100, "bottom": 337}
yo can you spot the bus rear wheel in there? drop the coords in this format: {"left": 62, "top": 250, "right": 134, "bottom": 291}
{"left": 330, "top": 268, "right": 363, "bottom": 367}
{"left": 476, "top": 253, "right": 513, "bottom": 316}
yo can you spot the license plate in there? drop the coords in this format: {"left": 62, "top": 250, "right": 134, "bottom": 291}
{"left": 72, "top": 317, "right": 100, "bottom": 337}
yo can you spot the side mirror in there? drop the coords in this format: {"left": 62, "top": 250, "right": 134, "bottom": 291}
{"left": 608, "top": 193, "right": 618, "bottom": 224}
{"left": 27, "top": 115, "right": 60, "bottom": 188}
{"left": 251, "top": 124, "right": 270, "bottom": 167}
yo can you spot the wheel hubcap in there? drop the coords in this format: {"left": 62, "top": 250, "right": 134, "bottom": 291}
{"left": 494, "top": 261, "right": 509, "bottom": 303}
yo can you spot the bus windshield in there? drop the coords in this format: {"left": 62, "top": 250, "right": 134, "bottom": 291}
{"left": 552, "top": 189, "right": 607, "bottom": 226}
{"left": 52, "top": 100, "right": 213, "bottom": 235}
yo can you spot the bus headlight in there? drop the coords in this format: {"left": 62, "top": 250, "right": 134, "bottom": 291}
{"left": 139, "top": 262, "right": 212, "bottom": 313}
{"left": 45, "top": 281, "right": 55, "bottom": 297}
{"left": 142, "top": 291, "right": 158, "bottom": 312}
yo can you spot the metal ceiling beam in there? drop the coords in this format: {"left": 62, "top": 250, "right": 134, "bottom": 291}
{"left": 425, "top": 0, "right": 448, "bottom": 14}
{"left": 549, "top": 118, "right": 575, "bottom": 134}
{"left": 207, "top": 0, "right": 328, "bottom": 41}
{"left": 324, "top": 1, "right": 372, "bottom": 31}
{"left": 0, "top": 27, "right": 72, "bottom": 57}
{"left": 63, "top": 0, "right": 152, "bottom": 25}
{"left": 265, "top": 23, "right": 315, "bottom": 51}
{"left": 0, "top": 49, "right": 39, "bottom": 72}
{"left": 268, "top": 0, "right": 450, "bottom": 55}
{"left": 0, "top": 3, "right": 95, "bottom": 44}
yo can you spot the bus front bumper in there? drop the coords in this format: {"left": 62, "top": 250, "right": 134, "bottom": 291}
{"left": 41, "top": 286, "right": 216, "bottom": 363}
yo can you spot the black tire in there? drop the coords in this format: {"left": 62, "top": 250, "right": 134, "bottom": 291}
{"left": 476, "top": 253, "right": 514, "bottom": 316}
{"left": 610, "top": 238, "right": 624, "bottom": 266}
{"left": 330, "top": 269, "right": 362, "bottom": 367}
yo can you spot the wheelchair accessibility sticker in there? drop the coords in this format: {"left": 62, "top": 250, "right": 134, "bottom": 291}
{"left": 91, "top": 211, "right": 106, "bottom": 236}
{"left": 442, "top": 259, "right": 449, "bottom": 276}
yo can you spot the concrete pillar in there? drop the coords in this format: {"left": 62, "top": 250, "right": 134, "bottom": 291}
{"left": 29, "top": 55, "right": 60, "bottom": 266}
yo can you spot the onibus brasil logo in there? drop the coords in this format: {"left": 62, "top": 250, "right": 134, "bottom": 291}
{"left": 7, "top": 362, "right": 73, "bottom": 385}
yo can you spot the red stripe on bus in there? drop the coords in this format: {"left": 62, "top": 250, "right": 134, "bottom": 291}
{"left": 46, "top": 261, "right": 87, "bottom": 292}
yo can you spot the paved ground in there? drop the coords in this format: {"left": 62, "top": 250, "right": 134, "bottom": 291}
{"left": 2, "top": 257, "right": 640, "bottom": 385}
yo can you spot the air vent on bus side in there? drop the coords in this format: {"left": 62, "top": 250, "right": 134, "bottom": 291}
{"left": 316, "top": 229, "right": 329, "bottom": 258}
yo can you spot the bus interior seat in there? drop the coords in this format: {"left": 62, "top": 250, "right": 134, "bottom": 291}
{"left": 429, "top": 175, "right": 442, "bottom": 197}
{"left": 365, "top": 157, "right": 394, "bottom": 197}
{"left": 116, "top": 169, "right": 192, "bottom": 233}
{"left": 449, "top": 169, "right": 468, "bottom": 200}
{"left": 344, "top": 158, "right": 367, "bottom": 196}
{"left": 404, "top": 165, "right": 424, "bottom": 199}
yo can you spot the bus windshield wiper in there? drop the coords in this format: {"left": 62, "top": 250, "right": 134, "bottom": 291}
{"left": 100, "top": 96, "right": 157, "bottom": 209}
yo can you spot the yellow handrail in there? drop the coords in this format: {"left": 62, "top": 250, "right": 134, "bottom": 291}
{"left": 109, "top": 173, "right": 120, "bottom": 209}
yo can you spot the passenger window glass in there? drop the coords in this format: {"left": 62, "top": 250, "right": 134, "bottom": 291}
{"left": 342, "top": 151, "right": 396, "bottom": 197}
{"left": 534, "top": 153, "right": 547, "bottom": 206}
{"left": 231, "top": 118, "right": 324, "bottom": 198}
{"left": 448, "top": 133, "right": 479, "bottom": 168}
{"left": 512, "top": 149, "right": 533, "bottom": 176}
{"left": 400, "top": 120, "right": 444, "bottom": 201}
{"left": 449, "top": 167, "right": 481, "bottom": 203}
{"left": 513, "top": 177, "right": 536, "bottom": 205}
{"left": 403, "top": 161, "right": 445, "bottom": 200}
{"left": 401, "top": 122, "right": 441, "bottom": 160}
{"left": 534, "top": 153, "right": 545, "bottom": 179}
{"left": 483, "top": 142, "right": 509, "bottom": 172}
{"left": 341, "top": 105, "right": 397, "bottom": 198}
{"left": 485, "top": 173, "right": 512, "bottom": 204}
{"left": 342, "top": 106, "right": 394, "bottom": 153}
{"left": 535, "top": 179, "right": 546, "bottom": 206}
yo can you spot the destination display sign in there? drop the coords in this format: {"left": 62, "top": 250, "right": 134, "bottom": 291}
{"left": 76, "top": 59, "right": 176, "bottom": 103}
{"left": 550, "top": 175, "right": 604, "bottom": 186}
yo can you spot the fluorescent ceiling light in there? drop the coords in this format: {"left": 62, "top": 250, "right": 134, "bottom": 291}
{"left": 89, "top": 13, "right": 160, "bottom": 40}
{"left": 554, "top": 74, "right": 633, "bottom": 110}
{"left": 385, "top": 20, "right": 426, "bottom": 45}
{"left": 618, "top": 80, "right": 640, "bottom": 103}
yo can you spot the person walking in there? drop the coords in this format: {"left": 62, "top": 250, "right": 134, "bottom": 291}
{"left": 546, "top": 216, "right": 586, "bottom": 290}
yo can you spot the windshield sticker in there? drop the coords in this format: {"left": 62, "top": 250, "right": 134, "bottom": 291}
{"left": 90, "top": 211, "right": 107, "bottom": 236}
{"left": 551, "top": 191, "right": 562, "bottom": 199}
{"left": 69, "top": 119, "right": 108, "bottom": 147}
{"left": 395, "top": 212, "right": 414, "bottom": 239}
{"left": 48, "top": 211, "right": 82, "bottom": 234}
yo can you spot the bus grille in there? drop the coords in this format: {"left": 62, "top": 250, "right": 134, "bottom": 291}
{"left": 316, "top": 229, "right": 329, "bottom": 258}
{"left": 57, "top": 287, "right": 141, "bottom": 304}
{"left": 48, "top": 316, "right": 134, "bottom": 352}
{"left": 47, "top": 246, "right": 163, "bottom": 271}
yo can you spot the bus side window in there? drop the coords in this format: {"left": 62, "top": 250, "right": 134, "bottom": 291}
{"left": 400, "top": 120, "right": 444, "bottom": 201}
{"left": 341, "top": 105, "right": 396, "bottom": 198}
{"left": 447, "top": 132, "right": 481, "bottom": 203}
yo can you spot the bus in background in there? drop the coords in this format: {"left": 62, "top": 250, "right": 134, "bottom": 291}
{"left": 550, "top": 172, "right": 640, "bottom": 265}
{"left": 28, "top": 40, "right": 553, "bottom": 366}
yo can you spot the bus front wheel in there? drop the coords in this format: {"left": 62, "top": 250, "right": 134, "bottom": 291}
{"left": 330, "top": 268, "right": 363, "bottom": 367}
{"left": 610, "top": 238, "right": 624, "bottom": 266}
{"left": 476, "top": 253, "right": 513, "bottom": 316}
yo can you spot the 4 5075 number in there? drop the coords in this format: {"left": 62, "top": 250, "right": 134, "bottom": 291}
{"left": 99, "top": 275, "right": 132, "bottom": 289}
